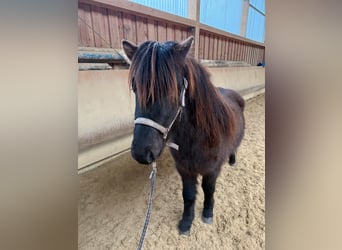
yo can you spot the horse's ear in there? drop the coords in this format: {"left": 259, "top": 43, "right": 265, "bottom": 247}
{"left": 174, "top": 36, "right": 194, "bottom": 58}
{"left": 122, "top": 40, "right": 138, "bottom": 60}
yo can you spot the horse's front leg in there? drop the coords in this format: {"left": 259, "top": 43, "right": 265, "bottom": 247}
{"left": 178, "top": 173, "right": 197, "bottom": 235}
{"left": 201, "top": 172, "right": 219, "bottom": 224}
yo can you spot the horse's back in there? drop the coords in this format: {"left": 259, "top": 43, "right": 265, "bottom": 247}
{"left": 217, "top": 87, "right": 245, "bottom": 149}
{"left": 217, "top": 87, "right": 245, "bottom": 112}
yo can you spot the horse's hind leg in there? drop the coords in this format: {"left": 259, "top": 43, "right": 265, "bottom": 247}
{"left": 201, "top": 172, "right": 219, "bottom": 224}
{"left": 178, "top": 174, "right": 197, "bottom": 235}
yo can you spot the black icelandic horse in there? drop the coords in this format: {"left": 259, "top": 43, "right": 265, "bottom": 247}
{"left": 122, "top": 36, "right": 245, "bottom": 235}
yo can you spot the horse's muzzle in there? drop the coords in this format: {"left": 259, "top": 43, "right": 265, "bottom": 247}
{"left": 131, "top": 143, "right": 160, "bottom": 165}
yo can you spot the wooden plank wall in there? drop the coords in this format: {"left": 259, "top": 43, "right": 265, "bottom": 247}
{"left": 198, "top": 30, "right": 265, "bottom": 65}
{"left": 78, "top": 1, "right": 265, "bottom": 65}
{"left": 79, "top": 3, "right": 191, "bottom": 46}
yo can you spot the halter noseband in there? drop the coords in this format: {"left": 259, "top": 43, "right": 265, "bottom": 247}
{"left": 134, "top": 78, "right": 188, "bottom": 151}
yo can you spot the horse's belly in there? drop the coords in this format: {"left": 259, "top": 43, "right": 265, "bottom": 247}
{"left": 170, "top": 141, "right": 231, "bottom": 176}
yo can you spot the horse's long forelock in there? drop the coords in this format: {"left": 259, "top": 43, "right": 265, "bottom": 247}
{"left": 129, "top": 41, "right": 236, "bottom": 147}
{"left": 129, "top": 41, "right": 179, "bottom": 108}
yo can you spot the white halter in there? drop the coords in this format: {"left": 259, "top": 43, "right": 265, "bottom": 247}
{"left": 134, "top": 78, "right": 188, "bottom": 151}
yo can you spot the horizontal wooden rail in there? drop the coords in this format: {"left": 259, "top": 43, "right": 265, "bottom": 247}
{"left": 79, "top": 51, "right": 123, "bottom": 61}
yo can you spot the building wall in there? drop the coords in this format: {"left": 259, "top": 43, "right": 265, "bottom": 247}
{"left": 78, "top": 66, "right": 265, "bottom": 172}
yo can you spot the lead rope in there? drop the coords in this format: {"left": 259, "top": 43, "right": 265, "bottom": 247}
{"left": 137, "top": 161, "right": 157, "bottom": 250}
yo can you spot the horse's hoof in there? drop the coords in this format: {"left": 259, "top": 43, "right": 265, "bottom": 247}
{"left": 202, "top": 216, "right": 213, "bottom": 224}
{"left": 179, "top": 229, "right": 190, "bottom": 236}
{"left": 229, "top": 153, "right": 236, "bottom": 166}
{"left": 229, "top": 162, "right": 237, "bottom": 167}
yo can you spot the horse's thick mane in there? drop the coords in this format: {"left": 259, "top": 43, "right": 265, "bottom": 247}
{"left": 184, "top": 57, "right": 236, "bottom": 147}
{"left": 128, "top": 40, "right": 236, "bottom": 147}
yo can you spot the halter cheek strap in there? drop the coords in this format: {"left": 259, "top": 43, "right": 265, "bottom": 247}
{"left": 134, "top": 78, "right": 188, "bottom": 151}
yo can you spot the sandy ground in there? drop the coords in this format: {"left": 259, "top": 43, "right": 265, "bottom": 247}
{"left": 79, "top": 94, "right": 265, "bottom": 250}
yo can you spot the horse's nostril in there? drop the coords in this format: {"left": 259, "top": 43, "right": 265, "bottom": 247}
{"left": 145, "top": 148, "right": 155, "bottom": 163}
{"left": 131, "top": 143, "right": 156, "bottom": 164}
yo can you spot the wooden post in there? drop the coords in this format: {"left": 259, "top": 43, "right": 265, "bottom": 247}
{"left": 187, "top": 0, "right": 197, "bottom": 20}
{"left": 240, "top": 0, "right": 249, "bottom": 37}
{"left": 188, "top": 0, "right": 200, "bottom": 59}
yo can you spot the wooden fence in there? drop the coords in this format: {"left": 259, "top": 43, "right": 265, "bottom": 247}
{"left": 78, "top": 0, "right": 265, "bottom": 65}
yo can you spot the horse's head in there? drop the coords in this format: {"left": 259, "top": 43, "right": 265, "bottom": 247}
{"left": 122, "top": 37, "right": 193, "bottom": 164}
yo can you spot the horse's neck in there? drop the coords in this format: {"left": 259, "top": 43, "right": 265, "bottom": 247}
{"left": 173, "top": 104, "right": 197, "bottom": 139}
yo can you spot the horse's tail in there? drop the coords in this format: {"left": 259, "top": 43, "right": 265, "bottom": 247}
{"left": 236, "top": 93, "right": 245, "bottom": 112}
